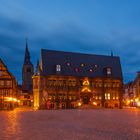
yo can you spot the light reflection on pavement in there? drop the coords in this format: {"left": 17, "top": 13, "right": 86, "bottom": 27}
{"left": 0, "top": 108, "right": 140, "bottom": 140}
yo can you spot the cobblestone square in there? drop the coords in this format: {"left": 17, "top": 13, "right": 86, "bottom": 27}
{"left": 0, "top": 108, "right": 140, "bottom": 140}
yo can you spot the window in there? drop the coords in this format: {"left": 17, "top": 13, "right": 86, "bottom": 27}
{"left": 94, "top": 64, "right": 98, "bottom": 68}
{"left": 89, "top": 69, "right": 93, "bottom": 72}
{"left": 80, "top": 63, "right": 85, "bottom": 67}
{"left": 66, "top": 62, "right": 70, "bottom": 66}
{"left": 105, "top": 93, "right": 110, "bottom": 100}
{"left": 0, "top": 80, "right": 4, "bottom": 86}
{"left": 6, "top": 80, "right": 11, "bottom": 86}
{"left": 107, "top": 68, "right": 112, "bottom": 75}
{"left": 56, "top": 65, "right": 61, "bottom": 72}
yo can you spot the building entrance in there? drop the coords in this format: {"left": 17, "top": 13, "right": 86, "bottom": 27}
{"left": 83, "top": 95, "right": 90, "bottom": 104}
{"left": 81, "top": 77, "right": 91, "bottom": 104}
{"left": 81, "top": 93, "right": 91, "bottom": 104}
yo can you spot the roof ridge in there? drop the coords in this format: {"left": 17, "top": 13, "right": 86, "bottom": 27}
{"left": 41, "top": 49, "right": 119, "bottom": 58}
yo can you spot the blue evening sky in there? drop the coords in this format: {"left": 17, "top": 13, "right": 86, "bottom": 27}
{"left": 0, "top": 0, "right": 140, "bottom": 84}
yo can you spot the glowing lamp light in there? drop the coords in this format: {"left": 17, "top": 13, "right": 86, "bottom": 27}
{"left": 135, "top": 98, "right": 139, "bottom": 102}
{"left": 127, "top": 100, "right": 130, "bottom": 103}
{"left": 13, "top": 98, "right": 17, "bottom": 102}
{"left": 80, "top": 63, "right": 84, "bottom": 67}
{"left": 78, "top": 102, "right": 82, "bottom": 106}
{"left": 131, "top": 99, "right": 133, "bottom": 102}
{"left": 137, "top": 101, "right": 140, "bottom": 107}
{"left": 8, "top": 97, "right": 13, "bottom": 101}
{"left": 4, "top": 97, "right": 19, "bottom": 102}
{"left": 17, "top": 100, "right": 20, "bottom": 103}
{"left": 93, "top": 102, "right": 97, "bottom": 105}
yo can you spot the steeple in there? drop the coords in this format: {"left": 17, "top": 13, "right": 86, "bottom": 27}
{"left": 22, "top": 39, "right": 34, "bottom": 93}
{"left": 24, "top": 39, "right": 31, "bottom": 65}
{"left": 34, "top": 59, "right": 42, "bottom": 76}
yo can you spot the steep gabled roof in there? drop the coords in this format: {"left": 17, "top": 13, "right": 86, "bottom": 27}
{"left": 0, "top": 58, "right": 16, "bottom": 81}
{"left": 23, "top": 40, "right": 33, "bottom": 65}
{"left": 40, "top": 49, "right": 123, "bottom": 80}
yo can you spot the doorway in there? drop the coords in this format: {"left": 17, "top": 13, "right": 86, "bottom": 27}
{"left": 82, "top": 94, "right": 90, "bottom": 104}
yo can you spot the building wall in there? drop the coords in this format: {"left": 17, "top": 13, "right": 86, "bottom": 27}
{"left": 22, "top": 64, "right": 34, "bottom": 92}
{"left": 33, "top": 75, "right": 123, "bottom": 109}
{"left": 0, "top": 60, "right": 18, "bottom": 110}
{"left": 136, "top": 73, "right": 140, "bottom": 98}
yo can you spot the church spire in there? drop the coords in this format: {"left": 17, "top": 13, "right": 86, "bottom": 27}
{"left": 24, "top": 38, "right": 31, "bottom": 64}
{"left": 34, "top": 59, "right": 42, "bottom": 76}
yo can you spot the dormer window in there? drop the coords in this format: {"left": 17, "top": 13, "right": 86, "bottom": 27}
{"left": 107, "top": 67, "right": 112, "bottom": 75}
{"left": 56, "top": 65, "right": 61, "bottom": 72}
{"left": 80, "top": 63, "right": 85, "bottom": 67}
{"left": 94, "top": 64, "right": 98, "bottom": 68}
{"left": 66, "top": 62, "right": 70, "bottom": 66}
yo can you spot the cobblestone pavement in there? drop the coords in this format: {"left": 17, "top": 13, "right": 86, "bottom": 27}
{"left": 0, "top": 108, "right": 140, "bottom": 140}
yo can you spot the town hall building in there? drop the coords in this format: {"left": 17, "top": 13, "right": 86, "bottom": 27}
{"left": 33, "top": 49, "right": 123, "bottom": 109}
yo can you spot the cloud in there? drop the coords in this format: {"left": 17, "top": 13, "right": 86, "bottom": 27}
{"left": 0, "top": 9, "right": 140, "bottom": 84}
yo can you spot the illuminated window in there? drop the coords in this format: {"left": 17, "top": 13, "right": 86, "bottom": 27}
{"left": 56, "top": 65, "right": 61, "bottom": 72}
{"left": 94, "top": 64, "right": 98, "bottom": 68}
{"left": 6, "top": 81, "right": 11, "bottom": 86}
{"left": 107, "top": 68, "right": 112, "bottom": 75}
{"left": 116, "top": 96, "right": 119, "bottom": 100}
{"left": 95, "top": 96, "right": 98, "bottom": 100}
{"left": 67, "top": 62, "right": 70, "bottom": 66}
{"left": 105, "top": 93, "right": 110, "bottom": 100}
{"left": 80, "top": 63, "right": 85, "bottom": 67}
{"left": 89, "top": 69, "right": 93, "bottom": 72}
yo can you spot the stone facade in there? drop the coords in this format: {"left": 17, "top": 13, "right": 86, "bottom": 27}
{"left": 33, "top": 49, "right": 123, "bottom": 109}
{"left": 22, "top": 41, "right": 34, "bottom": 93}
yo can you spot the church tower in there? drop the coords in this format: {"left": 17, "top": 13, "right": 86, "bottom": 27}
{"left": 22, "top": 39, "right": 34, "bottom": 93}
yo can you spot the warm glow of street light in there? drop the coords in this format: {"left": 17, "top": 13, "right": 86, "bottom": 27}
{"left": 17, "top": 100, "right": 20, "bottom": 103}
{"left": 137, "top": 101, "right": 140, "bottom": 107}
{"left": 78, "top": 102, "right": 82, "bottom": 106}
{"left": 127, "top": 100, "right": 130, "bottom": 103}
{"left": 4, "top": 97, "right": 19, "bottom": 102}
{"left": 93, "top": 102, "right": 97, "bottom": 105}
{"left": 13, "top": 98, "right": 17, "bottom": 102}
